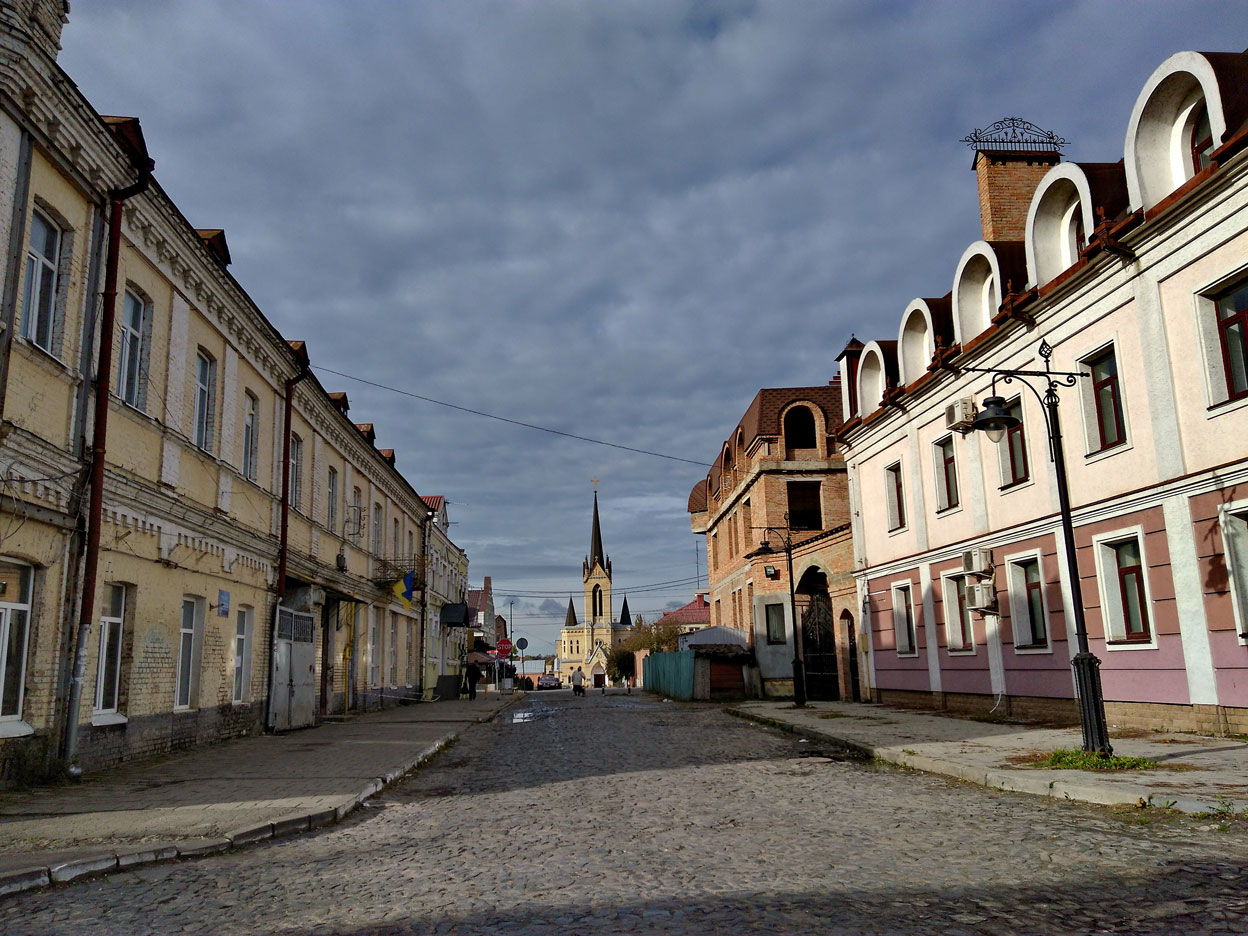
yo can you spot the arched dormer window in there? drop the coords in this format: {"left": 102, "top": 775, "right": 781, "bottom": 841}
{"left": 783, "top": 405, "right": 817, "bottom": 457}
{"left": 1025, "top": 166, "right": 1095, "bottom": 287}
{"left": 1125, "top": 52, "right": 1228, "bottom": 211}
{"left": 952, "top": 244, "right": 1001, "bottom": 346}
{"left": 897, "top": 302, "right": 935, "bottom": 386}
{"left": 856, "top": 345, "right": 887, "bottom": 415}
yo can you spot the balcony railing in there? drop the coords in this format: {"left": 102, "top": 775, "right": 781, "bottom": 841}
{"left": 371, "top": 555, "right": 426, "bottom": 588}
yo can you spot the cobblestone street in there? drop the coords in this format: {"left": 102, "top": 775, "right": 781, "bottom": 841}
{"left": 6, "top": 693, "right": 1248, "bottom": 935}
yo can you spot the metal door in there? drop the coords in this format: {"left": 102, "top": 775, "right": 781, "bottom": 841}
{"left": 273, "top": 607, "right": 318, "bottom": 730}
{"left": 802, "top": 594, "right": 840, "bottom": 701}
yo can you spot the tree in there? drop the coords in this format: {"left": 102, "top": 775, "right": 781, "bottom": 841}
{"left": 621, "top": 616, "right": 681, "bottom": 654}
{"left": 606, "top": 644, "right": 635, "bottom": 682}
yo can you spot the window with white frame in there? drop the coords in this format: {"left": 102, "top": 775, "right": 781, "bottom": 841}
{"left": 892, "top": 582, "right": 917, "bottom": 655}
{"left": 22, "top": 208, "right": 62, "bottom": 354}
{"left": 116, "top": 289, "right": 149, "bottom": 409}
{"left": 393, "top": 518, "right": 401, "bottom": 558}
{"left": 885, "top": 461, "right": 906, "bottom": 531}
{"left": 289, "top": 433, "right": 303, "bottom": 513}
{"left": 1213, "top": 279, "right": 1248, "bottom": 404}
{"left": 326, "top": 467, "right": 338, "bottom": 535}
{"left": 193, "top": 351, "right": 216, "bottom": 451}
{"left": 0, "top": 561, "right": 34, "bottom": 723}
{"left": 407, "top": 530, "right": 414, "bottom": 561}
{"left": 1094, "top": 532, "right": 1153, "bottom": 645}
{"left": 95, "top": 584, "right": 126, "bottom": 714}
{"left": 369, "top": 607, "right": 381, "bottom": 687}
{"left": 372, "top": 503, "right": 384, "bottom": 554}
{"left": 351, "top": 486, "right": 362, "bottom": 542}
{"left": 941, "top": 574, "right": 973, "bottom": 652}
{"left": 933, "top": 436, "right": 960, "bottom": 512}
{"left": 999, "top": 398, "right": 1029, "bottom": 487}
{"left": 1221, "top": 503, "right": 1248, "bottom": 640}
{"left": 1007, "top": 556, "right": 1049, "bottom": 649}
{"left": 175, "top": 596, "right": 203, "bottom": 708}
{"left": 242, "top": 391, "right": 259, "bottom": 481}
{"left": 389, "top": 612, "right": 399, "bottom": 687}
{"left": 232, "top": 605, "right": 253, "bottom": 702}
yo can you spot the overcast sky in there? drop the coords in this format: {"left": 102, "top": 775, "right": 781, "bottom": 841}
{"left": 58, "top": 1, "right": 1247, "bottom": 655}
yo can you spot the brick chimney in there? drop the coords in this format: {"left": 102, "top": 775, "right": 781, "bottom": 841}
{"left": 973, "top": 150, "right": 1061, "bottom": 241}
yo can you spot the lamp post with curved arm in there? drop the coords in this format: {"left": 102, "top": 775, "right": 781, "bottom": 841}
{"left": 748, "top": 520, "right": 806, "bottom": 708}
{"left": 962, "top": 338, "right": 1112, "bottom": 755}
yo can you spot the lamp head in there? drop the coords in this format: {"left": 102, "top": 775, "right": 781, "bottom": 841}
{"left": 971, "top": 395, "right": 1018, "bottom": 444}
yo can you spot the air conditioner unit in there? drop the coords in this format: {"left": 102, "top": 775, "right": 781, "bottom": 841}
{"left": 336, "top": 552, "right": 348, "bottom": 572}
{"left": 945, "top": 396, "right": 978, "bottom": 433}
{"left": 966, "top": 582, "right": 997, "bottom": 612}
{"left": 961, "top": 547, "right": 994, "bottom": 577}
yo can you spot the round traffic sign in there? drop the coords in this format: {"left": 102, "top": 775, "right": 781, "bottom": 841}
{"left": 516, "top": 637, "right": 528, "bottom": 651}
{"left": 497, "top": 638, "right": 513, "bottom": 655}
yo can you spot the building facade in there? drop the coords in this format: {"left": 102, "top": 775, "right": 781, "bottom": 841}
{"left": 688, "top": 384, "right": 860, "bottom": 700}
{"left": 839, "top": 50, "right": 1248, "bottom": 732}
{"left": 421, "top": 495, "right": 468, "bottom": 699}
{"left": 0, "top": 3, "right": 465, "bottom": 777}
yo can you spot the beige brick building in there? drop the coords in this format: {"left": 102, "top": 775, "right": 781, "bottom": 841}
{"left": 0, "top": 2, "right": 466, "bottom": 777}
{"left": 689, "top": 383, "right": 861, "bottom": 700}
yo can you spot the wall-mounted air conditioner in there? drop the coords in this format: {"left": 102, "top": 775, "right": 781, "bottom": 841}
{"left": 945, "top": 397, "right": 978, "bottom": 433}
{"left": 966, "top": 582, "right": 997, "bottom": 612}
{"left": 961, "top": 547, "right": 994, "bottom": 577}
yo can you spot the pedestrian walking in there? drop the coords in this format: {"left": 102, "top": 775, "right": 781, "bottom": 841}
{"left": 571, "top": 666, "right": 585, "bottom": 697}
{"left": 465, "top": 661, "right": 482, "bottom": 701}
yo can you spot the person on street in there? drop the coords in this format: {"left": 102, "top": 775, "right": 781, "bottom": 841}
{"left": 465, "top": 661, "right": 482, "bottom": 701}
{"left": 571, "top": 666, "right": 585, "bottom": 697}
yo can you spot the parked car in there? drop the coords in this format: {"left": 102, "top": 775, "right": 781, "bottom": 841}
{"left": 536, "top": 674, "right": 561, "bottom": 690}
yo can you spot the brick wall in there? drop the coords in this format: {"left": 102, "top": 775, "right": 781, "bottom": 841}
{"left": 974, "top": 150, "right": 1061, "bottom": 242}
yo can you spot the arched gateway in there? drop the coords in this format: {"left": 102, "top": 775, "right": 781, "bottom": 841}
{"left": 797, "top": 567, "right": 840, "bottom": 701}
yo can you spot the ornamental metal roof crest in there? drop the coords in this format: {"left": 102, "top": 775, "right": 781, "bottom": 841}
{"left": 961, "top": 118, "right": 1068, "bottom": 152}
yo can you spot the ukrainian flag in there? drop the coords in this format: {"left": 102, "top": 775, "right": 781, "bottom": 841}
{"left": 392, "top": 570, "right": 416, "bottom": 611}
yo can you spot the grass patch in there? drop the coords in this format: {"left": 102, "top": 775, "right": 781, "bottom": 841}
{"left": 817, "top": 711, "right": 848, "bottom": 719}
{"left": 1040, "top": 748, "right": 1160, "bottom": 771}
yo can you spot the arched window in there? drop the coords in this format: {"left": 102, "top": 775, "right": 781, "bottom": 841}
{"left": 592, "top": 584, "right": 603, "bottom": 619}
{"left": 783, "top": 406, "right": 816, "bottom": 453}
{"left": 1191, "top": 102, "right": 1213, "bottom": 174}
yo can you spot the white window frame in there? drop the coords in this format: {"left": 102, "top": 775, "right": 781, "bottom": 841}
{"left": 242, "top": 391, "right": 259, "bottom": 481}
{"left": 389, "top": 612, "right": 399, "bottom": 688}
{"left": 193, "top": 351, "right": 216, "bottom": 451}
{"left": 885, "top": 460, "right": 907, "bottom": 534}
{"left": 1003, "top": 549, "right": 1053, "bottom": 654}
{"left": 1076, "top": 337, "right": 1133, "bottom": 462}
{"left": 326, "top": 467, "right": 338, "bottom": 535}
{"left": 94, "top": 583, "right": 127, "bottom": 717}
{"left": 1219, "top": 497, "right": 1248, "bottom": 645}
{"left": 372, "top": 503, "right": 384, "bottom": 555}
{"left": 1091, "top": 526, "right": 1157, "bottom": 650}
{"left": 1193, "top": 263, "right": 1248, "bottom": 416}
{"left": 939, "top": 572, "right": 975, "bottom": 654}
{"left": 233, "top": 604, "right": 254, "bottom": 703}
{"left": 0, "top": 561, "right": 34, "bottom": 731}
{"left": 931, "top": 435, "right": 961, "bottom": 515}
{"left": 289, "top": 433, "right": 303, "bottom": 513}
{"left": 22, "top": 207, "right": 62, "bottom": 354}
{"left": 116, "top": 289, "right": 149, "bottom": 410}
{"left": 175, "top": 596, "right": 205, "bottom": 709}
{"left": 369, "top": 607, "right": 381, "bottom": 687}
{"left": 351, "top": 487, "right": 363, "bottom": 542}
{"left": 995, "top": 395, "right": 1034, "bottom": 492}
{"left": 891, "top": 581, "right": 918, "bottom": 657}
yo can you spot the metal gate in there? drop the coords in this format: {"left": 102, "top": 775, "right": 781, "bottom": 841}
{"left": 802, "top": 594, "right": 840, "bottom": 701}
{"left": 272, "top": 606, "right": 317, "bottom": 730}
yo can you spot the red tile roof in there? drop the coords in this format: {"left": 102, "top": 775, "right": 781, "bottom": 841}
{"left": 658, "top": 594, "right": 711, "bottom": 626}
{"left": 422, "top": 495, "right": 445, "bottom": 512}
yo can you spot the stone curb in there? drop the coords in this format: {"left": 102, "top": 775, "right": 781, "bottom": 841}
{"left": 727, "top": 705, "right": 1229, "bottom": 816}
{"left": 0, "top": 709, "right": 500, "bottom": 900}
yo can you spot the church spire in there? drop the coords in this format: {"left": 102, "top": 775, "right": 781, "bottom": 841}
{"left": 618, "top": 594, "right": 631, "bottom": 628}
{"left": 589, "top": 488, "right": 605, "bottom": 570}
{"left": 565, "top": 598, "right": 578, "bottom": 627}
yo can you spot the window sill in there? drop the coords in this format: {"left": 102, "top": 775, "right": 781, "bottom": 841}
{"left": 1105, "top": 636, "right": 1156, "bottom": 650}
{"left": 886, "top": 525, "right": 909, "bottom": 538}
{"left": 1084, "top": 440, "right": 1131, "bottom": 465}
{"left": 896, "top": 651, "right": 919, "bottom": 659}
{"left": 1013, "top": 642, "right": 1052, "bottom": 654}
{"left": 1207, "top": 393, "right": 1248, "bottom": 418}
{"left": 14, "top": 337, "right": 77, "bottom": 382}
{"left": 90, "top": 711, "right": 128, "bottom": 727}
{"left": 0, "top": 719, "right": 34, "bottom": 738}
{"left": 934, "top": 504, "right": 963, "bottom": 519}
{"left": 998, "top": 477, "right": 1033, "bottom": 494}
{"left": 946, "top": 648, "right": 975, "bottom": 656}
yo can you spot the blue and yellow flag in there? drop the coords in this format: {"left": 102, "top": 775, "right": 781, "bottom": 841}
{"left": 392, "top": 570, "right": 416, "bottom": 611}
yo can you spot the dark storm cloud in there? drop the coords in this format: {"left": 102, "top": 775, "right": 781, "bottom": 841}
{"left": 59, "top": 1, "right": 1248, "bottom": 654}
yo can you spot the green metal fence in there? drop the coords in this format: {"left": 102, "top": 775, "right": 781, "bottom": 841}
{"left": 643, "top": 650, "right": 695, "bottom": 700}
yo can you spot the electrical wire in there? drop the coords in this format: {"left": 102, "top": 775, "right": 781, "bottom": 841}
{"left": 312, "top": 365, "right": 710, "bottom": 467}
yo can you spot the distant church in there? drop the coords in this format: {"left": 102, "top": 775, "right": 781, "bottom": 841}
{"left": 557, "top": 488, "right": 634, "bottom": 688}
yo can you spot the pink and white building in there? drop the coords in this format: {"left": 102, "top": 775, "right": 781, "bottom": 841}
{"left": 838, "top": 50, "right": 1248, "bottom": 733}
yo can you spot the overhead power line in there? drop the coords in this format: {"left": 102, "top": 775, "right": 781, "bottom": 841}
{"left": 312, "top": 365, "right": 709, "bottom": 467}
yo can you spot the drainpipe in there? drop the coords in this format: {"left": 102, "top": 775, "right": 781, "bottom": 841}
{"left": 264, "top": 362, "right": 310, "bottom": 731}
{"left": 63, "top": 164, "right": 152, "bottom": 772}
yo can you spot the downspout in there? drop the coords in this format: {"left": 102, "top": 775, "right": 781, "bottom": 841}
{"left": 63, "top": 163, "right": 152, "bottom": 772}
{"left": 264, "top": 362, "right": 310, "bottom": 731}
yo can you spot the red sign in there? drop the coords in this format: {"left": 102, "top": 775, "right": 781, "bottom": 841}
{"left": 497, "top": 638, "right": 512, "bottom": 655}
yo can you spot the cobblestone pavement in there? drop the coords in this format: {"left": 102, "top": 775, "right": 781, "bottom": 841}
{"left": 5, "top": 691, "right": 1248, "bottom": 935}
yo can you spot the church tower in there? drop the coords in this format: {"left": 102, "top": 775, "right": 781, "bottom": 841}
{"left": 583, "top": 487, "right": 612, "bottom": 627}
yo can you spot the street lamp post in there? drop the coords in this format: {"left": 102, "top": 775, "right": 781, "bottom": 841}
{"left": 963, "top": 338, "right": 1112, "bottom": 755}
{"left": 749, "top": 524, "right": 806, "bottom": 708}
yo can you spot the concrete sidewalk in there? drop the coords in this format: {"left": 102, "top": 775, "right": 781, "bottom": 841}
{"left": 0, "top": 692, "right": 516, "bottom": 896}
{"left": 728, "top": 699, "right": 1248, "bottom": 815}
